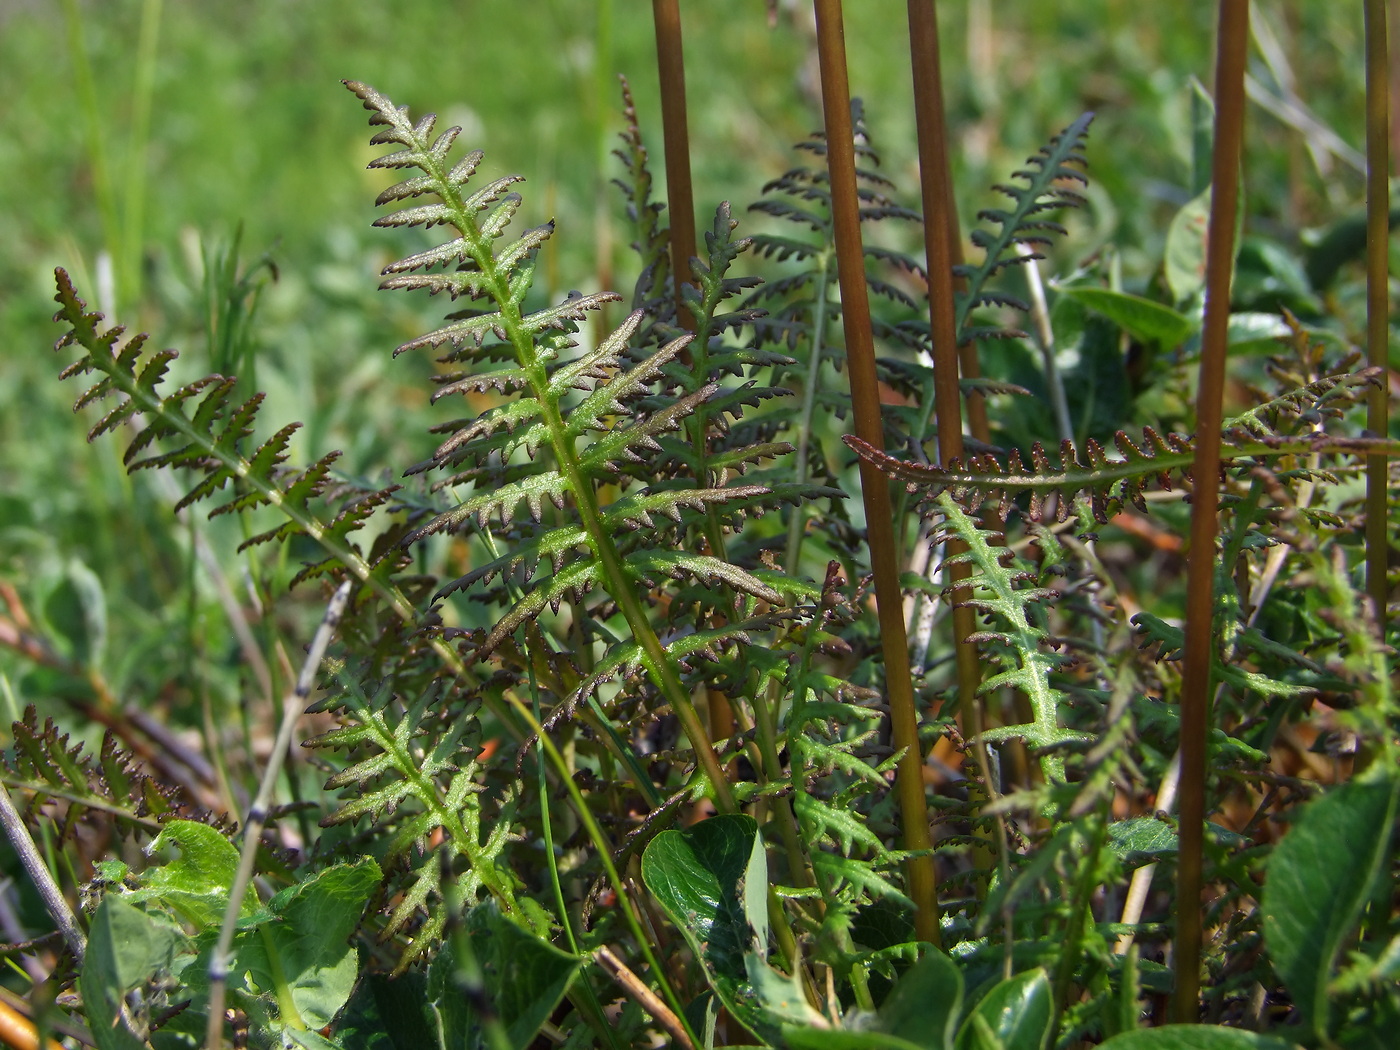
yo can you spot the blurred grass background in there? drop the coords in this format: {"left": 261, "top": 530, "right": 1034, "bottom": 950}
{"left": 0, "top": 0, "right": 1375, "bottom": 729}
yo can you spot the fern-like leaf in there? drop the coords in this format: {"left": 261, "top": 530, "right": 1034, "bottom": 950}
{"left": 846, "top": 367, "right": 1394, "bottom": 523}
{"left": 955, "top": 112, "right": 1093, "bottom": 342}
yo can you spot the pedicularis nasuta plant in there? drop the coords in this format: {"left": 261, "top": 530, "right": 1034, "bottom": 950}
{"left": 7, "top": 4, "right": 1398, "bottom": 1050}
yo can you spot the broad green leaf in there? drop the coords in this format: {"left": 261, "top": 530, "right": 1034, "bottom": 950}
{"left": 1098, "top": 1025, "right": 1300, "bottom": 1049}
{"left": 1261, "top": 775, "right": 1400, "bottom": 1041}
{"left": 642, "top": 815, "right": 764, "bottom": 981}
{"left": 425, "top": 899, "right": 581, "bottom": 1050}
{"left": 239, "top": 857, "right": 382, "bottom": 1030}
{"left": 1054, "top": 287, "right": 1194, "bottom": 352}
{"left": 80, "top": 896, "right": 183, "bottom": 1050}
{"left": 955, "top": 969, "right": 1051, "bottom": 1050}
{"left": 959, "top": 1014, "right": 1004, "bottom": 1050}
{"left": 135, "top": 820, "right": 251, "bottom": 928}
{"left": 745, "top": 955, "right": 826, "bottom": 1029}
{"left": 881, "top": 948, "right": 963, "bottom": 1050}
{"left": 281, "top": 1028, "right": 344, "bottom": 1050}
{"left": 1304, "top": 204, "right": 1400, "bottom": 290}
{"left": 1337, "top": 994, "right": 1400, "bottom": 1049}
{"left": 643, "top": 814, "right": 798, "bottom": 1041}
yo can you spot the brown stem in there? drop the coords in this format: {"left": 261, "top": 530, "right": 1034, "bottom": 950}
{"left": 651, "top": 0, "right": 698, "bottom": 327}
{"left": 1174, "top": 0, "right": 1248, "bottom": 1024}
{"left": 902, "top": 3, "right": 989, "bottom": 447}
{"left": 1364, "top": 0, "right": 1391, "bottom": 619}
{"left": 907, "top": 0, "right": 984, "bottom": 721}
{"left": 813, "top": 0, "right": 941, "bottom": 948}
{"left": 651, "top": 1, "right": 737, "bottom": 757}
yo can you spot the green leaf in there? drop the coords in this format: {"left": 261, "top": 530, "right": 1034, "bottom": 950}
{"left": 1261, "top": 775, "right": 1400, "bottom": 1041}
{"left": 1225, "top": 311, "right": 1291, "bottom": 352}
{"left": 238, "top": 858, "right": 382, "bottom": 1030}
{"left": 642, "top": 815, "right": 764, "bottom": 983}
{"left": 42, "top": 558, "right": 107, "bottom": 669}
{"left": 879, "top": 948, "right": 963, "bottom": 1050}
{"left": 1054, "top": 287, "right": 1194, "bottom": 351}
{"left": 134, "top": 820, "right": 251, "bottom": 929}
{"left": 1097, "top": 1025, "right": 1300, "bottom": 1049}
{"left": 642, "top": 814, "right": 814, "bottom": 1041}
{"left": 1106, "top": 818, "right": 1177, "bottom": 866}
{"left": 955, "top": 969, "right": 1051, "bottom": 1050}
{"left": 425, "top": 900, "right": 581, "bottom": 1050}
{"left": 1188, "top": 77, "right": 1214, "bottom": 197}
{"left": 79, "top": 896, "right": 183, "bottom": 1050}
{"left": 784, "top": 1029, "right": 930, "bottom": 1050}
{"left": 336, "top": 972, "right": 434, "bottom": 1050}
{"left": 1165, "top": 190, "right": 1211, "bottom": 306}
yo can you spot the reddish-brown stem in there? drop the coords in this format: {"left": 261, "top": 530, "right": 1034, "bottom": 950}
{"left": 1364, "top": 0, "right": 1391, "bottom": 619}
{"left": 651, "top": 0, "right": 735, "bottom": 754}
{"left": 813, "top": 0, "right": 941, "bottom": 948}
{"left": 907, "top": 0, "right": 983, "bottom": 725}
{"left": 1174, "top": 0, "right": 1249, "bottom": 1024}
{"left": 651, "top": 0, "right": 698, "bottom": 326}
{"left": 901, "top": 2, "right": 989, "bottom": 446}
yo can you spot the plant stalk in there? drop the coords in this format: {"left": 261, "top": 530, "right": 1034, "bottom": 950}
{"left": 651, "top": 0, "right": 698, "bottom": 321}
{"left": 1174, "top": 0, "right": 1249, "bottom": 1024}
{"left": 813, "top": 0, "right": 941, "bottom": 947}
{"left": 206, "top": 581, "right": 350, "bottom": 1050}
{"left": 1364, "top": 0, "right": 1391, "bottom": 619}
{"left": 908, "top": 0, "right": 990, "bottom": 871}
{"left": 0, "top": 783, "right": 85, "bottom": 966}
{"left": 651, "top": 3, "right": 737, "bottom": 757}
{"left": 905, "top": 0, "right": 989, "bottom": 443}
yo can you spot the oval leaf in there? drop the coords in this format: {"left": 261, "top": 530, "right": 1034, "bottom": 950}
{"left": 955, "top": 968, "right": 1052, "bottom": 1050}
{"left": 881, "top": 948, "right": 964, "bottom": 1050}
{"left": 1261, "top": 775, "right": 1399, "bottom": 1041}
{"left": 1055, "top": 287, "right": 1195, "bottom": 351}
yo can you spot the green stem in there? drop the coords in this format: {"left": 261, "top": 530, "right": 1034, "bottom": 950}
{"left": 257, "top": 925, "right": 307, "bottom": 1031}
{"left": 784, "top": 251, "right": 834, "bottom": 573}
{"left": 505, "top": 694, "right": 702, "bottom": 1050}
{"left": 523, "top": 661, "right": 622, "bottom": 1050}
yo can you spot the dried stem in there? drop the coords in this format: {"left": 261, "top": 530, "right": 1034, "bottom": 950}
{"left": 0, "top": 784, "right": 85, "bottom": 965}
{"left": 594, "top": 946, "right": 696, "bottom": 1050}
{"left": 205, "top": 580, "right": 351, "bottom": 1050}
{"left": 650, "top": 0, "right": 736, "bottom": 756}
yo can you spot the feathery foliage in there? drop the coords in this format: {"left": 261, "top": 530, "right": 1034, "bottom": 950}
{"left": 9, "top": 14, "right": 1397, "bottom": 1049}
